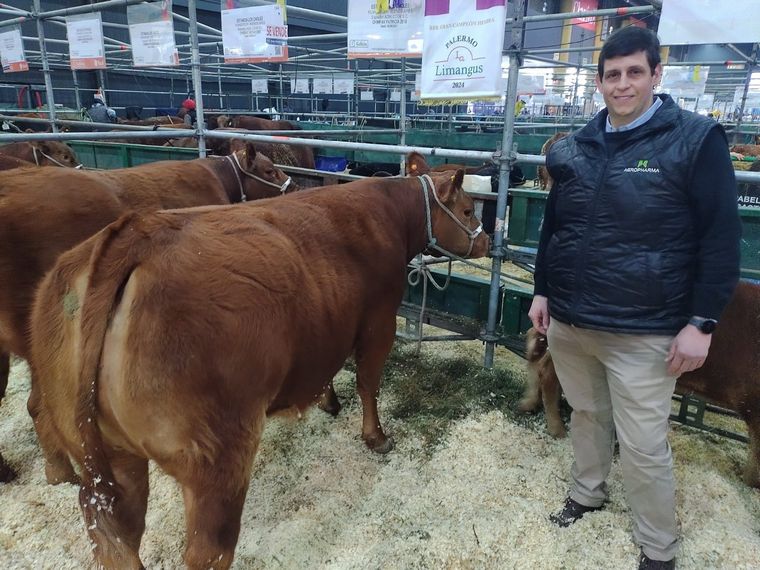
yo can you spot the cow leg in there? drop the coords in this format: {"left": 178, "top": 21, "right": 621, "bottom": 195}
{"left": 0, "top": 452, "right": 15, "bottom": 483}
{"left": 27, "top": 378, "right": 78, "bottom": 484}
{"left": 541, "top": 366, "right": 567, "bottom": 438}
{"left": 317, "top": 380, "right": 342, "bottom": 417}
{"left": 355, "top": 318, "right": 395, "bottom": 454}
{"left": 0, "top": 351, "right": 9, "bottom": 402}
{"left": 81, "top": 452, "right": 148, "bottom": 570}
{"left": 179, "top": 414, "right": 263, "bottom": 570}
{"left": 743, "top": 415, "right": 760, "bottom": 488}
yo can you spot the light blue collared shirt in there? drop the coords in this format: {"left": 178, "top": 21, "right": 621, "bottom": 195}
{"left": 605, "top": 96, "right": 662, "bottom": 133}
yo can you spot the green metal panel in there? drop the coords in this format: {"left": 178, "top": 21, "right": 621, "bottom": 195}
{"left": 507, "top": 189, "right": 548, "bottom": 248}
{"left": 499, "top": 283, "right": 534, "bottom": 338}
{"left": 404, "top": 269, "right": 501, "bottom": 324}
{"left": 67, "top": 141, "right": 197, "bottom": 169}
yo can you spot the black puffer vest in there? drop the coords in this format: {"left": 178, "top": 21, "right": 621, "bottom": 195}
{"left": 545, "top": 95, "right": 717, "bottom": 334}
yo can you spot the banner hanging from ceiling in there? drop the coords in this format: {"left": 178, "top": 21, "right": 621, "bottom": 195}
{"left": 571, "top": 0, "right": 598, "bottom": 31}
{"left": 658, "top": 0, "right": 760, "bottom": 45}
{"left": 313, "top": 76, "right": 333, "bottom": 94}
{"left": 0, "top": 26, "right": 29, "bottom": 73}
{"left": 66, "top": 13, "right": 107, "bottom": 70}
{"left": 127, "top": 1, "right": 179, "bottom": 67}
{"left": 420, "top": 0, "right": 507, "bottom": 105}
{"left": 221, "top": 0, "right": 288, "bottom": 63}
{"left": 347, "top": 0, "right": 424, "bottom": 59}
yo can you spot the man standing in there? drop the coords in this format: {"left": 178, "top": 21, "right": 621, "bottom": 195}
{"left": 528, "top": 26, "right": 740, "bottom": 570}
{"left": 87, "top": 92, "right": 117, "bottom": 126}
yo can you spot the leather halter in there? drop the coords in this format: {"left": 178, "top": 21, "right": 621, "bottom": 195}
{"left": 418, "top": 174, "right": 483, "bottom": 257}
{"left": 32, "top": 145, "right": 83, "bottom": 169}
{"left": 225, "top": 152, "right": 293, "bottom": 203}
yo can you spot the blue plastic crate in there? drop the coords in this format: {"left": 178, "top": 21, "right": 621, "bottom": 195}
{"left": 315, "top": 155, "right": 348, "bottom": 172}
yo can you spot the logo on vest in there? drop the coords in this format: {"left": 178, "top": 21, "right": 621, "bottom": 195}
{"left": 624, "top": 159, "right": 660, "bottom": 174}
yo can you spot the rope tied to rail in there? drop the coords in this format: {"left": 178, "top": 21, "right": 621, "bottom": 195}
{"left": 407, "top": 255, "right": 453, "bottom": 353}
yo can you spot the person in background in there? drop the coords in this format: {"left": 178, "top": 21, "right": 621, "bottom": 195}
{"left": 179, "top": 98, "right": 197, "bottom": 127}
{"left": 529, "top": 26, "right": 740, "bottom": 570}
{"left": 87, "top": 92, "right": 117, "bottom": 125}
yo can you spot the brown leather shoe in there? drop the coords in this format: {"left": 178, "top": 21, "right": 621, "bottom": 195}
{"left": 549, "top": 497, "right": 603, "bottom": 527}
{"left": 638, "top": 551, "right": 675, "bottom": 569}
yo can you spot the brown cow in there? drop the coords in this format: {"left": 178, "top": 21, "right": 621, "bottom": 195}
{"left": 518, "top": 281, "right": 760, "bottom": 487}
{"left": 208, "top": 127, "right": 315, "bottom": 170}
{"left": 537, "top": 131, "right": 569, "bottom": 191}
{"left": 0, "top": 154, "right": 35, "bottom": 171}
{"left": 0, "top": 145, "right": 295, "bottom": 482}
{"left": 730, "top": 144, "right": 760, "bottom": 158}
{"left": 0, "top": 140, "right": 80, "bottom": 167}
{"left": 28, "top": 163, "right": 489, "bottom": 569}
{"left": 217, "top": 113, "right": 300, "bottom": 132}
{"left": 117, "top": 115, "right": 184, "bottom": 127}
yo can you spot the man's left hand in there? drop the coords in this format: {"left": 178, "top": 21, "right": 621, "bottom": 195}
{"left": 666, "top": 325, "right": 712, "bottom": 376}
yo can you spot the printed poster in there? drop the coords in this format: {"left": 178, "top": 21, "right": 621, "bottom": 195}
{"left": 0, "top": 26, "right": 28, "bottom": 73}
{"left": 221, "top": 1, "right": 288, "bottom": 63}
{"left": 421, "top": 0, "right": 507, "bottom": 104}
{"left": 127, "top": 1, "right": 179, "bottom": 67}
{"left": 347, "top": 0, "right": 424, "bottom": 59}
{"left": 333, "top": 73, "right": 355, "bottom": 94}
{"left": 659, "top": 0, "right": 760, "bottom": 45}
{"left": 251, "top": 78, "right": 269, "bottom": 93}
{"left": 66, "top": 13, "right": 107, "bottom": 70}
{"left": 313, "top": 77, "right": 333, "bottom": 94}
{"left": 291, "top": 78, "right": 309, "bottom": 94}
{"left": 571, "top": 0, "right": 598, "bottom": 31}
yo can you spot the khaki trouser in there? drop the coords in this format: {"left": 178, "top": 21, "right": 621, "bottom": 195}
{"left": 547, "top": 319, "right": 679, "bottom": 561}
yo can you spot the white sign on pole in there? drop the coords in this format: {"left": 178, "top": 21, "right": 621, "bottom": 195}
{"left": 291, "top": 78, "right": 309, "bottom": 94}
{"left": 66, "top": 13, "right": 106, "bottom": 70}
{"left": 360, "top": 90, "right": 374, "bottom": 101}
{"left": 658, "top": 0, "right": 760, "bottom": 45}
{"left": 313, "top": 77, "right": 333, "bottom": 94}
{"left": 0, "top": 26, "right": 29, "bottom": 73}
{"left": 347, "top": 0, "right": 424, "bottom": 59}
{"left": 221, "top": 3, "right": 287, "bottom": 63}
{"left": 127, "top": 2, "right": 179, "bottom": 68}
{"left": 390, "top": 89, "right": 402, "bottom": 102}
{"left": 421, "top": 0, "right": 507, "bottom": 104}
{"left": 333, "top": 73, "right": 355, "bottom": 94}
{"left": 251, "top": 78, "right": 268, "bottom": 93}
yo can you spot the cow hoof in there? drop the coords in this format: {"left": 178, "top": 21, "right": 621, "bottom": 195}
{"left": 317, "top": 397, "right": 342, "bottom": 418}
{"left": 45, "top": 463, "right": 80, "bottom": 486}
{"left": 547, "top": 425, "right": 567, "bottom": 439}
{"left": 366, "top": 436, "right": 394, "bottom": 454}
{"left": 517, "top": 399, "right": 539, "bottom": 413}
{"left": 742, "top": 466, "right": 760, "bottom": 489}
{"left": 0, "top": 459, "right": 16, "bottom": 483}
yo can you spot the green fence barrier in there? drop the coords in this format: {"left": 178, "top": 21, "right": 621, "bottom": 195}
{"left": 68, "top": 140, "right": 197, "bottom": 169}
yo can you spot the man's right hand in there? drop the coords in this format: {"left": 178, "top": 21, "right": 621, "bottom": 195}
{"left": 528, "top": 295, "right": 550, "bottom": 334}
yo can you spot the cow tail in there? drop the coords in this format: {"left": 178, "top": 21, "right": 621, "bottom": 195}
{"left": 73, "top": 211, "right": 149, "bottom": 551}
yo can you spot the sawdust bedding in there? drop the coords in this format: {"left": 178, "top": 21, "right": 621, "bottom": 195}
{"left": 0, "top": 338, "right": 758, "bottom": 569}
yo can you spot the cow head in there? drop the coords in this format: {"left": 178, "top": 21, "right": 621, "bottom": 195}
{"left": 423, "top": 170, "right": 490, "bottom": 259}
{"left": 216, "top": 114, "right": 231, "bottom": 129}
{"left": 234, "top": 141, "right": 298, "bottom": 199}
{"left": 33, "top": 141, "right": 80, "bottom": 168}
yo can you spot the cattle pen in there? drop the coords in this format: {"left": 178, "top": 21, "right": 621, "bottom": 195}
{"left": 1, "top": 1, "right": 760, "bottom": 569}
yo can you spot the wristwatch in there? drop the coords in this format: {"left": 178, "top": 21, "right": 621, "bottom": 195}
{"left": 688, "top": 316, "right": 718, "bottom": 334}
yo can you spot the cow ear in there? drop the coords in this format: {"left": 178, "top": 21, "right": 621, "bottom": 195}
{"left": 37, "top": 141, "right": 50, "bottom": 153}
{"left": 241, "top": 141, "right": 257, "bottom": 168}
{"left": 437, "top": 169, "right": 465, "bottom": 203}
{"left": 406, "top": 151, "right": 429, "bottom": 176}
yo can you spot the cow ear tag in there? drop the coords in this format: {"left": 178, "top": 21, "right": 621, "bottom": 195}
{"left": 411, "top": 164, "right": 417, "bottom": 170}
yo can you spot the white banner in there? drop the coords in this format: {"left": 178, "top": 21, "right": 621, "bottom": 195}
{"left": 390, "top": 89, "right": 402, "bottom": 101}
{"left": 0, "top": 26, "right": 28, "bottom": 73}
{"left": 251, "top": 78, "right": 268, "bottom": 93}
{"left": 66, "top": 13, "right": 106, "bottom": 70}
{"left": 360, "top": 90, "right": 374, "bottom": 101}
{"left": 333, "top": 73, "right": 355, "bottom": 94}
{"left": 658, "top": 0, "right": 760, "bottom": 45}
{"left": 221, "top": 3, "right": 287, "bottom": 64}
{"left": 291, "top": 78, "right": 309, "bottom": 94}
{"left": 421, "top": 0, "right": 507, "bottom": 104}
{"left": 313, "top": 77, "right": 333, "bottom": 94}
{"left": 347, "top": 0, "right": 424, "bottom": 59}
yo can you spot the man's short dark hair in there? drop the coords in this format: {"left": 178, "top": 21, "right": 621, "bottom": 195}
{"left": 598, "top": 26, "right": 661, "bottom": 76}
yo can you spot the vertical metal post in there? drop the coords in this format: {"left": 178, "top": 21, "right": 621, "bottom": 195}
{"left": 33, "top": 0, "right": 57, "bottom": 132}
{"left": 354, "top": 59, "right": 360, "bottom": 124}
{"left": 484, "top": 0, "right": 527, "bottom": 368}
{"left": 399, "top": 58, "right": 407, "bottom": 176}
{"left": 216, "top": 43, "right": 223, "bottom": 110}
{"left": 71, "top": 69, "right": 82, "bottom": 110}
{"left": 187, "top": 0, "right": 206, "bottom": 157}
{"left": 279, "top": 64, "right": 284, "bottom": 114}
{"left": 734, "top": 43, "right": 758, "bottom": 144}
